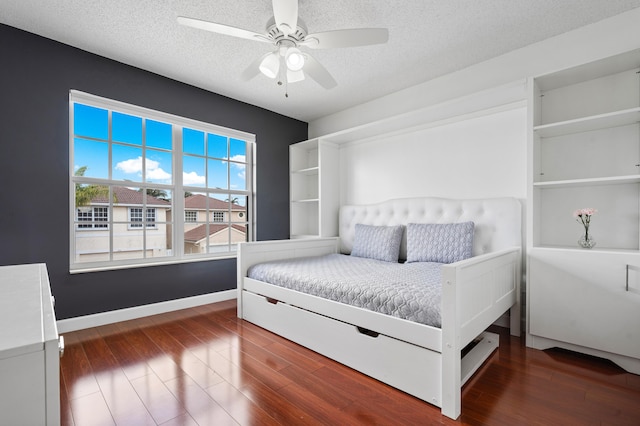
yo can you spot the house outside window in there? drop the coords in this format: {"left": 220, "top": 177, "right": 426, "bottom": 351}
{"left": 70, "top": 90, "right": 255, "bottom": 271}
{"left": 181, "top": 194, "right": 248, "bottom": 255}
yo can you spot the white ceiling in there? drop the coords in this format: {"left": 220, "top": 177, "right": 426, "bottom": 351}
{"left": 2, "top": 1, "right": 640, "bottom": 122}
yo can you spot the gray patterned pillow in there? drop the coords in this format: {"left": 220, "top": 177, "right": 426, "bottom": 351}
{"left": 351, "top": 224, "right": 404, "bottom": 263}
{"left": 406, "top": 222, "right": 474, "bottom": 264}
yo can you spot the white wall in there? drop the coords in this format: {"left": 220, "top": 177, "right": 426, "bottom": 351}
{"left": 339, "top": 106, "right": 527, "bottom": 205}
{"left": 310, "top": 7, "right": 640, "bottom": 138}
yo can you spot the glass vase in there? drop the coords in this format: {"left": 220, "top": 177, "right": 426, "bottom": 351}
{"left": 578, "top": 233, "right": 596, "bottom": 249}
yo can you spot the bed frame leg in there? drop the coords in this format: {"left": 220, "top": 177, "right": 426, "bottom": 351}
{"left": 441, "top": 345, "right": 461, "bottom": 420}
{"left": 441, "top": 267, "right": 462, "bottom": 420}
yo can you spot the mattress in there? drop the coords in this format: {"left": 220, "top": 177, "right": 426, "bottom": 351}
{"left": 247, "top": 253, "right": 443, "bottom": 328}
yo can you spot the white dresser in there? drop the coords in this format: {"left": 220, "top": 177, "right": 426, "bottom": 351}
{"left": 0, "top": 263, "right": 62, "bottom": 426}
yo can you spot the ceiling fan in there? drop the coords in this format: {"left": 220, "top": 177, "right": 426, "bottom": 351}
{"left": 177, "top": 0, "right": 389, "bottom": 91}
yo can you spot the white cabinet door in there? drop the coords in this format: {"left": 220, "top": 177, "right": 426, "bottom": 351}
{"left": 529, "top": 248, "right": 640, "bottom": 359}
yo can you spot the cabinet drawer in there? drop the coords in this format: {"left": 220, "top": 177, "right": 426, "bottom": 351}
{"left": 529, "top": 249, "right": 640, "bottom": 359}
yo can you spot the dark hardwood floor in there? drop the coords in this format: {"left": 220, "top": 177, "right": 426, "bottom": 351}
{"left": 59, "top": 300, "right": 640, "bottom": 425}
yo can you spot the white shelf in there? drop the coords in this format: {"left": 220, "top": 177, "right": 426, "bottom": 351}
{"left": 533, "top": 245, "right": 640, "bottom": 254}
{"left": 291, "top": 198, "right": 319, "bottom": 203}
{"left": 534, "top": 175, "right": 640, "bottom": 189}
{"left": 292, "top": 166, "right": 319, "bottom": 175}
{"left": 534, "top": 107, "right": 640, "bottom": 138}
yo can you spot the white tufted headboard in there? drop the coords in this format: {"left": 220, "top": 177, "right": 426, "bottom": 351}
{"left": 339, "top": 197, "right": 521, "bottom": 259}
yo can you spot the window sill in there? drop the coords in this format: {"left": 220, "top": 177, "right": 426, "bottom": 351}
{"left": 70, "top": 253, "right": 237, "bottom": 274}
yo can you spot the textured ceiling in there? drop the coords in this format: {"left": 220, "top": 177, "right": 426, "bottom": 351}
{"left": 2, "top": 1, "right": 640, "bottom": 122}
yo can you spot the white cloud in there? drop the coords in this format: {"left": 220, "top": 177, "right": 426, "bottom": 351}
{"left": 148, "top": 167, "right": 172, "bottom": 181}
{"left": 183, "top": 171, "right": 205, "bottom": 185}
{"left": 229, "top": 156, "right": 246, "bottom": 181}
{"left": 115, "top": 157, "right": 144, "bottom": 174}
{"left": 115, "top": 156, "right": 171, "bottom": 181}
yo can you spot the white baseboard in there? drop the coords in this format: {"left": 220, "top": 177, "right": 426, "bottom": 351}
{"left": 57, "top": 290, "right": 236, "bottom": 333}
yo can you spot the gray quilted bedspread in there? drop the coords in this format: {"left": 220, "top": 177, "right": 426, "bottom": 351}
{"left": 247, "top": 253, "right": 443, "bottom": 328}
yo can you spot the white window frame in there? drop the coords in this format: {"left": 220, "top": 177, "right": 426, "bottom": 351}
{"left": 185, "top": 210, "right": 197, "bottom": 222}
{"left": 213, "top": 211, "right": 225, "bottom": 222}
{"left": 76, "top": 206, "right": 109, "bottom": 230}
{"left": 128, "top": 207, "right": 157, "bottom": 229}
{"left": 69, "top": 90, "right": 256, "bottom": 273}
{"left": 129, "top": 207, "right": 143, "bottom": 228}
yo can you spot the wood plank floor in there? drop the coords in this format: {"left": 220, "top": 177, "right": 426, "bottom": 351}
{"left": 59, "top": 300, "right": 640, "bottom": 425}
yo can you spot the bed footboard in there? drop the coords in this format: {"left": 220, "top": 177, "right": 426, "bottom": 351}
{"left": 440, "top": 246, "right": 521, "bottom": 419}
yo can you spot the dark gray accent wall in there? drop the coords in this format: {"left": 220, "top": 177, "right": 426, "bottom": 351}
{"left": 0, "top": 24, "right": 307, "bottom": 320}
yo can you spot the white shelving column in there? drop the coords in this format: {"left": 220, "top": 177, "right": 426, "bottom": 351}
{"left": 526, "top": 48, "right": 640, "bottom": 374}
{"left": 290, "top": 139, "right": 339, "bottom": 238}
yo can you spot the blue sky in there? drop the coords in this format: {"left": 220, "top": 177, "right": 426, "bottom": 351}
{"left": 73, "top": 103, "right": 247, "bottom": 192}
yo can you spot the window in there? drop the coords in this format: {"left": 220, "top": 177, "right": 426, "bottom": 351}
{"left": 70, "top": 91, "right": 255, "bottom": 271}
{"left": 213, "top": 211, "right": 224, "bottom": 222}
{"left": 129, "top": 208, "right": 156, "bottom": 229}
{"left": 76, "top": 207, "right": 108, "bottom": 229}
{"left": 185, "top": 211, "right": 197, "bottom": 222}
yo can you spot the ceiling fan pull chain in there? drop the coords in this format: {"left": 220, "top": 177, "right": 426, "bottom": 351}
{"left": 285, "top": 74, "right": 289, "bottom": 98}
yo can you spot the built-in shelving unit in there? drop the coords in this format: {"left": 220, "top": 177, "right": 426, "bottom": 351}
{"left": 290, "top": 139, "right": 339, "bottom": 238}
{"left": 526, "top": 48, "right": 640, "bottom": 374}
{"left": 530, "top": 49, "right": 640, "bottom": 250}
{"left": 289, "top": 81, "right": 529, "bottom": 240}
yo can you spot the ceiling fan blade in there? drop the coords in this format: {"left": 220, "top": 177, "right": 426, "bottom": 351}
{"left": 303, "top": 28, "right": 389, "bottom": 49}
{"left": 272, "top": 0, "right": 298, "bottom": 35}
{"left": 177, "top": 16, "right": 271, "bottom": 43}
{"left": 241, "top": 52, "right": 274, "bottom": 81}
{"left": 303, "top": 54, "right": 337, "bottom": 89}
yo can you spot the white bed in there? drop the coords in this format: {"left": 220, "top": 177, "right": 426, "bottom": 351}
{"left": 237, "top": 197, "right": 522, "bottom": 419}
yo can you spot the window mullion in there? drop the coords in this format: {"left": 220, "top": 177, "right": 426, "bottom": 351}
{"left": 173, "top": 125, "right": 185, "bottom": 259}
{"left": 109, "top": 186, "right": 114, "bottom": 262}
{"left": 142, "top": 192, "right": 147, "bottom": 259}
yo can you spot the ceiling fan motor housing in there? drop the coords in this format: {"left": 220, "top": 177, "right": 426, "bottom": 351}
{"left": 265, "top": 19, "right": 307, "bottom": 46}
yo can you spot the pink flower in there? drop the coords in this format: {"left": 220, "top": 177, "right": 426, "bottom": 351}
{"left": 573, "top": 208, "right": 597, "bottom": 218}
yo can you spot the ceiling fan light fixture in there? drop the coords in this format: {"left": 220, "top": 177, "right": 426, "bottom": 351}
{"left": 285, "top": 47, "right": 305, "bottom": 71}
{"left": 259, "top": 51, "right": 280, "bottom": 78}
{"left": 287, "top": 68, "right": 305, "bottom": 83}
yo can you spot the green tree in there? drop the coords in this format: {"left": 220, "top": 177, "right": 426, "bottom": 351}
{"left": 74, "top": 166, "right": 112, "bottom": 208}
{"left": 139, "top": 188, "right": 169, "bottom": 200}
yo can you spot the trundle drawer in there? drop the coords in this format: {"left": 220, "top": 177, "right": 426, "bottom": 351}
{"left": 242, "top": 291, "right": 443, "bottom": 407}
